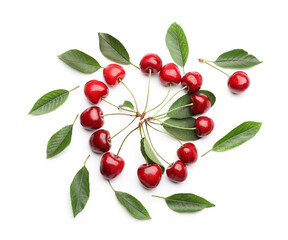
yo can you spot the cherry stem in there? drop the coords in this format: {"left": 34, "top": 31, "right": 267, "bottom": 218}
{"left": 154, "top": 103, "right": 194, "bottom": 119}
{"left": 143, "top": 68, "right": 152, "bottom": 112}
{"left": 101, "top": 113, "right": 136, "bottom": 117}
{"left": 108, "top": 180, "right": 116, "bottom": 192}
{"left": 145, "top": 123, "right": 171, "bottom": 166}
{"left": 101, "top": 97, "right": 136, "bottom": 113}
{"left": 69, "top": 86, "right": 80, "bottom": 92}
{"left": 130, "top": 62, "right": 140, "bottom": 70}
{"left": 72, "top": 114, "right": 79, "bottom": 125}
{"left": 147, "top": 122, "right": 183, "bottom": 147}
{"left": 146, "top": 84, "right": 172, "bottom": 114}
{"left": 116, "top": 126, "right": 139, "bottom": 157}
{"left": 120, "top": 80, "right": 139, "bottom": 112}
{"left": 84, "top": 155, "right": 90, "bottom": 166}
{"left": 155, "top": 119, "right": 196, "bottom": 131}
{"left": 151, "top": 195, "right": 165, "bottom": 199}
{"left": 199, "top": 59, "right": 230, "bottom": 77}
{"left": 109, "top": 116, "right": 137, "bottom": 141}
{"left": 153, "top": 85, "right": 187, "bottom": 118}
{"left": 201, "top": 149, "right": 212, "bottom": 157}
{"left": 182, "top": 67, "right": 185, "bottom": 76}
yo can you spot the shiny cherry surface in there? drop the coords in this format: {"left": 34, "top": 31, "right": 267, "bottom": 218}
{"left": 80, "top": 106, "right": 104, "bottom": 130}
{"left": 89, "top": 129, "right": 111, "bottom": 153}
{"left": 189, "top": 93, "right": 211, "bottom": 115}
{"left": 84, "top": 80, "right": 109, "bottom": 104}
{"left": 159, "top": 63, "right": 181, "bottom": 86}
{"left": 177, "top": 143, "right": 198, "bottom": 164}
{"left": 195, "top": 116, "right": 214, "bottom": 137}
{"left": 166, "top": 160, "right": 188, "bottom": 182}
{"left": 139, "top": 53, "right": 163, "bottom": 74}
{"left": 228, "top": 71, "right": 250, "bottom": 94}
{"left": 181, "top": 72, "right": 203, "bottom": 93}
{"left": 100, "top": 152, "right": 125, "bottom": 179}
{"left": 103, "top": 64, "right": 125, "bottom": 86}
{"left": 137, "top": 163, "right": 162, "bottom": 189}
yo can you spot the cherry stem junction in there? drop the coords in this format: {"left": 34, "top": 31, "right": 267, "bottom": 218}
{"left": 101, "top": 97, "right": 136, "bottom": 113}
{"left": 109, "top": 116, "right": 137, "bottom": 141}
{"left": 120, "top": 80, "right": 139, "bottom": 112}
{"left": 199, "top": 59, "right": 230, "bottom": 77}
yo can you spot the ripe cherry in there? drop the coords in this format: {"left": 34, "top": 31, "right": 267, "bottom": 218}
{"left": 181, "top": 72, "right": 203, "bottom": 93}
{"left": 189, "top": 93, "right": 211, "bottom": 115}
{"left": 89, "top": 129, "right": 111, "bottom": 153}
{"left": 103, "top": 64, "right": 125, "bottom": 86}
{"left": 166, "top": 160, "right": 188, "bottom": 182}
{"left": 139, "top": 53, "right": 163, "bottom": 74}
{"left": 195, "top": 116, "right": 214, "bottom": 137}
{"left": 159, "top": 63, "right": 181, "bottom": 86}
{"left": 80, "top": 106, "right": 104, "bottom": 130}
{"left": 137, "top": 163, "right": 162, "bottom": 189}
{"left": 100, "top": 152, "right": 125, "bottom": 179}
{"left": 177, "top": 143, "right": 198, "bottom": 164}
{"left": 228, "top": 71, "right": 250, "bottom": 94}
{"left": 84, "top": 80, "right": 109, "bottom": 104}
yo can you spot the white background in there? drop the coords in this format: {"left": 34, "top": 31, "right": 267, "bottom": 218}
{"left": 1, "top": 0, "right": 287, "bottom": 239}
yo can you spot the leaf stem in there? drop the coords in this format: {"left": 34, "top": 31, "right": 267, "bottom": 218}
{"left": 120, "top": 80, "right": 139, "bottom": 112}
{"left": 69, "top": 86, "right": 80, "bottom": 92}
{"left": 151, "top": 195, "right": 165, "bottom": 199}
{"left": 72, "top": 114, "right": 79, "bottom": 125}
{"left": 182, "top": 67, "right": 185, "bottom": 75}
{"left": 84, "top": 155, "right": 90, "bottom": 166}
{"left": 201, "top": 149, "right": 212, "bottom": 157}
{"left": 143, "top": 68, "right": 152, "bottom": 112}
{"left": 154, "top": 103, "right": 194, "bottom": 119}
{"left": 130, "top": 62, "right": 140, "bottom": 70}
{"left": 101, "top": 113, "right": 136, "bottom": 117}
{"left": 146, "top": 84, "right": 172, "bottom": 114}
{"left": 155, "top": 119, "right": 196, "bottom": 131}
{"left": 116, "top": 126, "right": 139, "bottom": 157}
{"left": 101, "top": 97, "right": 136, "bottom": 113}
{"left": 109, "top": 117, "right": 137, "bottom": 141}
{"left": 199, "top": 59, "right": 230, "bottom": 77}
{"left": 108, "top": 180, "right": 116, "bottom": 192}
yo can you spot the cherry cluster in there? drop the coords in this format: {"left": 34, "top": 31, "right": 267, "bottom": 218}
{"left": 79, "top": 53, "right": 215, "bottom": 189}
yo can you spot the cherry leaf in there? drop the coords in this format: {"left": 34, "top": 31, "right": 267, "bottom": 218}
{"left": 118, "top": 100, "right": 134, "bottom": 110}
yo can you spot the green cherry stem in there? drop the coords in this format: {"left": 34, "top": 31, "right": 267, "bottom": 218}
{"left": 101, "top": 97, "right": 136, "bottom": 113}
{"left": 151, "top": 195, "right": 166, "bottom": 199}
{"left": 154, "top": 119, "right": 196, "bottom": 131}
{"left": 143, "top": 68, "right": 152, "bottom": 112}
{"left": 153, "top": 102, "right": 194, "bottom": 119}
{"left": 84, "top": 155, "right": 90, "bottom": 166}
{"left": 100, "top": 113, "right": 136, "bottom": 117}
{"left": 109, "top": 116, "right": 137, "bottom": 141}
{"left": 201, "top": 149, "right": 212, "bottom": 157}
{"left": 147, "top": 122, "right": 183, "bottom": 147}
{"left": 116, "top": 126, "right": 139, "bottom": 157}
{"left": 146, "top": 83, "right": 172, "bottom": 114}
{"left": 72, "top": 114, "right": 79, "bottom": 125}
{"left": 120, "top": 80, "right": 139, "bottom": 112}
{"left": 153, "top": 85, "right": 187, "bottom": 118}
{"left": 69, "top": 86, "right": 80, "bottom": 92}
{"left": 199, "top": 59, "right": 230, "bottom": 77}
{"left": 108, "top": 180, "right": 116, "bottom": 192}
{"left": 130, "top": 62, "right": 140, "bottom": 70}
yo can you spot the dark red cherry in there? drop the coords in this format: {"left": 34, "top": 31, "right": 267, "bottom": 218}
{"left": 103, "top": 64, "right": 125, "bottom": 86}
{"left": 84, "top": 80, "right": 109, "bottom": 104}
{"left": 181, "top": 72, "right": 203, "bottom": 93}
{"left": 166, "top": 160, "right": 188, "bottom": 182}
{"left": 89, "top": 129, "right": 111, "bottom": 153}
{"left": 228, "top": 71, "right": 250, "bottom": 94}
{"left": 189, "top": 93, "right": 211, "bottom": 115}
{"left": 80, "top": 106, "right": 104, "bottom": 130}
{"left": 139, "top": 53, "right": 163, "bottom": 74}
{"left": 100, "top": 152, "right": 125, "bottom": 179}
{"left": 195, "top": 116, "right": 214, "bottom": 137}
{"left": 177, "top": 143, "right": 198, "bottom": 164}
{"left": 137, "top": 163, "right": 162, "bottom": 189}
{"left": 159, "top": 63, "right": 181, "bottom": 86}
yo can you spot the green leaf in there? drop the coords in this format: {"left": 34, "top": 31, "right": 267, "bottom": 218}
{"left": 29, "top": 89, "right": 69, "bottom": 115}
{"left": 162, "top": 118, "right": 199, "bottom": 141}
{"left": 70, "top": 166, "right": 90, "bottom": 217}
{"left": 214, "top": 49, "right": 262, "bottom": 68}
{"left": 164, "top": 193, "right": 215, "bottom": 212}
{"left": 115, "top": 191, "right": 151, "bottom": 220}
{"left": 167, "top": 90, "right": 216, "bottom": 119}
{"left": 118, "top": 100, "right": 134, "bottom": 110}
{"left": 140, "top": 138, "right": 165, "bottom": 174}
{"left": 46, "top": 124, "right": 73, "bottom": 158}
{"left": 165, "top": 22, "right": 189, "bottom": 67}
{"left": 58, "top": 49, "right": 102, "bottom": 73}
{"left": 98, "top": 33, "right": 130, "bottom": 64}
{"left": 212, "top": 121, "right": 262, "bottom": 152}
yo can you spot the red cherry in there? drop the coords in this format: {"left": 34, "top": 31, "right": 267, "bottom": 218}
{"left": 177, "top": 143, "right": 198, "bottom": 164}
{"left": 189, "top": 93, "right": 211, "bottom": 115}
{"left": 166, "top": 160, "right": 188, "bottom": 182}
{"left": 80, "top": 106, "right": 104, "bottom": 130}
{"left": 228, "top": 71, "right": 250, "bottom": 94}
{"left": 139, "top": 53, "right": 162, "bottom": 74}
{"left": 100, "top": 152, "right": 125, "bottom": 179}
{"left": 195, "top": 116, "right": 214, "bottom": 137}
{"left": 159, "top": 63, "right": 181, "bottom": 86}
{"left": 84, "top": 80, "right": 109, "bottom": 104}
{"left": 89, "top": 129, "right": 111, "bottom": 153}
{"left": 181, "top": 72, "right": 203, "bottom": 93}
{"left": 137, "top": 163, "right": 162, "bottom": 189}
{"left": 103, "top": 64, "right": 125, "bottom": 86}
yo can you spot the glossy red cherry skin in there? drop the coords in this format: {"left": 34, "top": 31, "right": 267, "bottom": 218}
{"left": 100, "top": 152, "right": 125, "bottom": 179}
{"left": 139, "top": 53, "right": 162, "bottom": 74}
{"left": 177, "top": 143, "right": 198, "bottom": 164}
{"left": 195, "top": 116, "right": 214, "bottom": 137}
{"left": 137, "top": 163, "right": 162, "bottom": 189}
{"left": 228, "top": 71, "right": 250, "bottom": 94}
{"left": 181, "top": 72, "right": 203, "bottom": 93}
{"left": 189, "top": 93, "right": 211, "bottom": 115}
{"left": 84, "top": 80, "right": 109, "bottom": 104}
{"left": 159, "top": 63, "right": 181, "bottom": 86}
{"left": 89, "top": 129, "right": 111, "bottom": 153}
{"left": 103, "top": 64, "right": 125, "bottom": 86}
{"left": 166, "top": 160, "right": 188, "bottom": 182}
{"left": 80, "top": 106, "right": 104, "bottom": 130}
